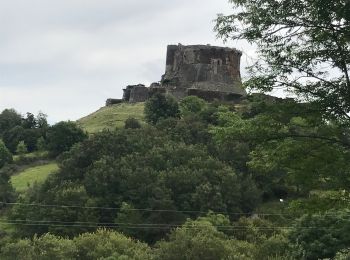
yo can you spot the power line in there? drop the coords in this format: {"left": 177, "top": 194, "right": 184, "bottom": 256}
{"left": 1, "top": 202, "right": 293, "bottom": 216}
{"left": 1, "top": 219, "right": 188, "bottom": 228}
{"left": 0, "top": 220, "right": 342, "bottom": 231}
{"left": 3, "top": 201, "right": 347, "bottom": 218}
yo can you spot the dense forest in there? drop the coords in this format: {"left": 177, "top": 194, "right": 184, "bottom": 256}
{"left": 1, "top": 0, "right": 349, "bottom": 259}
{"left": 0, "top": 93, "right": 349, "bottom": 259}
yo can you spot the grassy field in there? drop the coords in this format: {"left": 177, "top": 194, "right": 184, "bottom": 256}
{"left": 11, "top": 162, "right": 59, "bottom": 193}
{"left": 77, "top": 102, "right": 145, "bottom": 133}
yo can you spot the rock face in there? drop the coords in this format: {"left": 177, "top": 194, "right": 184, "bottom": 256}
{"left": 162, "top": 44, "right": 246, "bottom": 100}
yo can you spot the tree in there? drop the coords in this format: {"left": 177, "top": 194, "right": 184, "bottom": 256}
{"left": 0, "top": 110, "right": 48, "bottom": 153}
{"left": 0, "top": 239, "right": 36, "bottom": 260}
{"left": 156, "top": 116, "right": 211, "bottom": 145}
{"left": 0, "top": 233, "right": 77, "bottom": 260}
{"left": 144, "top": 93, "right": 180, "bottom": 124}
{"left": 74, "top": 229, "right": 152, "bottom": 260}
{"left": 0, "top": 230, "right": 152, "bottom": 260}
{"left": 3, "top": 127, "right": 42, "bottom": 153}
{"left": 0, "top": 166, "right": 16, "bottom": 206}
{"left": 21, "top": 129, "right": 41, "bottom": 152}
{"left": 154, "top": 218, "right": 255, "bottom": 260}
{"left": 215, "top": 0, "right": 350, "bottom": 125}
{"left": 0, "top": 109, "right": 22, "bottom": 136}
{"left": 36, "top": 112, "right": 48, "bottom": 129}
{"left": 0, "top": 140, "right": 12, "bottom": 168}
{"left": 22, "top": 113, "right": 36, "bottom": 129}
{"left": 255, "top": 234, "right": 291, "bottom": 260}
{"left": 10, "top": 128, "right": 260, "bottom": 240}
{"left": 2, "top": 126, "right": 25, "bottom": 153}
{"left": 289, "top": 210, "right": 350, "bottom": 259}
{"left": 212, "top": 99, "right": 350, "bottom": 194}
{"left": 114, "top": 202, "right": 144, "bottom": 238}
{"left": 46, "top": 121, "right": 87, "bottom": 157}
{"left": 0, "top": 140, "right": 15, "bottom": 205}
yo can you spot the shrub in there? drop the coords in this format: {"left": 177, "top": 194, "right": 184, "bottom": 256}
{"left": 179, "top": 96, "right": 207, "bottom": 117}
{"left": 124, "top": 117, "right": 142, "bottom": 129}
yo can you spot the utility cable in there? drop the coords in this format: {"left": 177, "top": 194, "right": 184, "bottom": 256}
{"left": 0, "top": 220, "right": 335, "bottom": 231}
{"left": 1, "top": 202, "right": 293, "bottom": 216}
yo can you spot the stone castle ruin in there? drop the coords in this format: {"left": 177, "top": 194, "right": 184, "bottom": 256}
{"left": 106, "top": 44, "right": 246, "bottom": 106}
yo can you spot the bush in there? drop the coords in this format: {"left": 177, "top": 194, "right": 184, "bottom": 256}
{"left": 124, "top": 117, "right": 142, "bottom": 129}
{"left": 179, "top": 96, "right": 207, "bottom": 117}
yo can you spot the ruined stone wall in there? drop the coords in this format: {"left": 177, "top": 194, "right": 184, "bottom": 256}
{"left": 129, "top": 85, "right": 149, "bottom": 103}
{"left": 149, "top": 85, "right": 166, "bottom": 96}
{"left": 105, "top": 98, "right": 123, "bottom": 106}
{"left": 106, "top": 44, "right": 247, "bottom": 106}
{"left": 162, "top": 44, "right": 246, "bottom": 99}
{"left": 187, "top": 89, "right": 243, "bottom": 103}
{"left": 123, "top": 84, "right": 148, "bottom": 102}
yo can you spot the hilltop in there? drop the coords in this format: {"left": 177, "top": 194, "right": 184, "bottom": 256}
{"left": 77, "top": 102, "right": 145, "bottom": 133}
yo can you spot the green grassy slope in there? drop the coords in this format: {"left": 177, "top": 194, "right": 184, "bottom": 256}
{"left": 11, "top": 163, "right": 58, "bottom": 193}
{"left": 77, "top": 103, "right": 145, "bottom": 133}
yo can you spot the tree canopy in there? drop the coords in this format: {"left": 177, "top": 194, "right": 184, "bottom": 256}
{"left": 46, "top": 121, "right": 87, "bottom": 157}
{"left": 144, "top": 93, "right": 180, "bottom": 124}
{"left": 215, "top": 0, "right": 350, "bottom": 124}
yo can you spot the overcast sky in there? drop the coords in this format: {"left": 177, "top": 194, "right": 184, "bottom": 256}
{"left": 0, "top": 0, "right": 257, "bottom": 123}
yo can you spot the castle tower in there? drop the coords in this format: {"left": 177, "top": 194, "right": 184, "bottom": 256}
{"left": 162, "top": 44, "right": 246, "bottom": 101}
